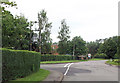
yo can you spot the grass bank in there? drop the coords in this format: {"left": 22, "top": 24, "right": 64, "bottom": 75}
{"left": 41, "top": 58, "right": 106, "bottom": 64}
{"left": 7, "top": 69, "right": 50, "bottom": 83}
{"left": 106, "top": 59, "right": 120, "bottom": 66}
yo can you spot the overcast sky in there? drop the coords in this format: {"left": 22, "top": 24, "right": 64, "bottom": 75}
{"left": 9, "top": 0, "right": 119, "bottom": 42}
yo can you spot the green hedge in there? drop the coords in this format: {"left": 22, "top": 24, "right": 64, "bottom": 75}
{"left": 41, "top": 54, "right": 74, "bottom": 61}
{"left": 2, "top": 48, "right": 41, "bottom": 82}
{"left": 94, "top": 53, "right": 107, "bottom": 58}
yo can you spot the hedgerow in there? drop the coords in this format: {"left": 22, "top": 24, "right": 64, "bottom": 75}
{"left": 2, "top": 48, "right": 41, "bottom": 82}
{"left": 41, "top": 54, "right": 74, "bottom": 61}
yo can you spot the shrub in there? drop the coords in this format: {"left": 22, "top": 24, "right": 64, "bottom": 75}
{"left": 94, "top": 53, "right": 107, "bottom": 58}
{"left": 41, "top": 54, "right": 74, "bottom": 61}
{"left": 114, "top": 54, "right": 119, "bottom": 59}
{"left": 2, "top": 48, "right": 41, "bottom": 82}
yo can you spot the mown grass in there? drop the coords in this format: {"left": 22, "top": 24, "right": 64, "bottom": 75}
{"left": 40, "top": 60, "right": 88, "bottom": 64}
{"left": 106, "top": 59, "right": 120, "bottom": 66}
{"left": 89, "top": 58, "right": 106, "bottom": 61}
{"left": 41, "top": 58, "right": 106, "bottom": 64}
{"left": 6, "top": 69, "right": 50, "bottom": 83}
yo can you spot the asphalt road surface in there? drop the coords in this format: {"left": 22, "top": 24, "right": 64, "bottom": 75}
{"left": 41, "top": 60, "right": 119, "bottom": 81}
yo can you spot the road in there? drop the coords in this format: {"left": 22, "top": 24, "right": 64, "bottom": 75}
{"left": 41, "top": 60, "right": 118, "bottom": 81}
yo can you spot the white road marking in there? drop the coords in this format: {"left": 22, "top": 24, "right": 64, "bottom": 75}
{"left": 64, "top": 63, "right": 74, "bottom": 75}
{"left": 64, "top": 63, "right": 70, "bottom": 67}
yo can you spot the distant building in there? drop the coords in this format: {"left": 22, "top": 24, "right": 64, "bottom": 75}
{"left": 51, "top": 43, "right": 59, "bottom": 55}
{"left": 31, "top": 33, "right": 59, "bottom": 55}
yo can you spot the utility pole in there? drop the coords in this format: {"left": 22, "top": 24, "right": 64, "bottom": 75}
{"left": 38, "top": 13, "right": 42, "bottom": 54}
{"left": 73, "top": 44, "right": 75, "bottom": 60}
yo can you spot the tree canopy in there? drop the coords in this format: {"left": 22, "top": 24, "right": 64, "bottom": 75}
{"left": 57, "top": 19, "right": 70, "bottom": 54}
{"left": 98, "top": 36, "right": 118, "bottom": 59}
{"left": 2, "top": 1, "right": 31, "bottom": 50}
{"left": 38, "top": 10, "right": 52, "bottom": 54}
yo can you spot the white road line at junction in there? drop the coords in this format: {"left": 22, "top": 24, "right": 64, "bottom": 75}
{"left": 64, "top": 63, "right": 70, "bottom": 67}
{"left": 64, "top": 63, "right": 74, "bottom": 75}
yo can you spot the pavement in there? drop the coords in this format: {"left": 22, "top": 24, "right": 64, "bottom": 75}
{"left": 42, "top": 70, "right": 64, "bottom": 83}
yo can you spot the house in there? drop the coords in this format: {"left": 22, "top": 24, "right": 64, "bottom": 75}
{"left": 51, "top": 43, "right": 59, "bottom": 55}
{"left": 78, "top": 55, "right": 87, "bottom": 60}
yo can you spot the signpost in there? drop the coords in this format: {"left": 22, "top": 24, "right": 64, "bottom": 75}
{"left": 88, "top": 53, "right": 91, "bottom": 59}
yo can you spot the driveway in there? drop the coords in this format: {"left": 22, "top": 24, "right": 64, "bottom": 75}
{"left": 41, "top": 60, "right": 118, "bottom": 81}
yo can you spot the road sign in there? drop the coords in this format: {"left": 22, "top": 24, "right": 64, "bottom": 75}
{"left": 88, "top": 54, "right": 91, "bottom": 58}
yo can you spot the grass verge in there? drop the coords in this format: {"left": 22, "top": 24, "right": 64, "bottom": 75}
{"left": 40, "top": 60, "right": 88, "bottom": 64}
{"left": 106, "top": 59, "right": 120, "bottom": 66}
{"left": 41, "top": 58, "right": 106, "bottom": 64}
{"left": 89, "top": 58, "right": 106, "bottom": 61}
{"left": 7, "top": 69, "right": 50, "bottom": 83}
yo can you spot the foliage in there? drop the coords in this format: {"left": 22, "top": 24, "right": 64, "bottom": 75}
{"left": 38, "top": 10, "right": 52, "bottom": 54}
{"left": 114, "top": 54, "right": 119, "bottom": 59}
{"left": 2, "top": 1, "right": 31, "bottom": 50}
{"left": 65, "top": 40, "right": 73, "bottom": 55}
{"left": 0, "top": 1, "right": 17, "bottom": 28}
{"left": 57, "top": 19, "right": 70, "bottom": 54}
{"left": 98, "top": 36, "right": 117, "bottom": 59}
{"left": 57, "top": 35, "right": 87, "bottom": 58}
{"left": 72, "top": 36, "right": 87, "bottom": 56}
{"left": 2, "top": 48, "right": 41, "bottom": 82}
{"left": 106, "top": 59, "right": 120, "bottom": 66}
{"left": 65, "top": 36, "right": 87, "bottom": 59}
{"left": 94, "top": 53, "right": 107, "bottom": 58}
{"left": 1, "top": 1, "right": 17, "bottom": 7}
{"left": 41, "top": 54, "right": 74, "bottom": 61}
{"left": 2, "top": 13, "right": 30, "bottom": 50}
{"left": 87, "top": 40, "right": 101, "bottom": 56}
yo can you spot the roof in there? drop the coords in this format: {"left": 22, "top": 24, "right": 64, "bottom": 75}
{"left": 78, "top": 55, "right": 86, "bottom": 57}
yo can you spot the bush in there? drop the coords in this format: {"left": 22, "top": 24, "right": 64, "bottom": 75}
{"left": 94, "top": 53, "right": 107, "bottom": 58}
{"left": 41, "top": 54, "right": 74, "bottom": 61}
{"left": 114, "top": 54, "right": 119, "bottom": 59}
{"left": 2, "top": 48, "right": 41, "bottom": 82}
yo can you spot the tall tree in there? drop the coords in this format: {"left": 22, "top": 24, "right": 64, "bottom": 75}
{"left": 38, "top": 10, "right": 52, "bottom": 54}
{"left": 87, "top": 41, "right": 101, "bottom": 57}
{"left": 72, "top": 36, "right": 87, "bottom": 58}
{"left": 57, "top": 19, "right": 70, "bottom": 54}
